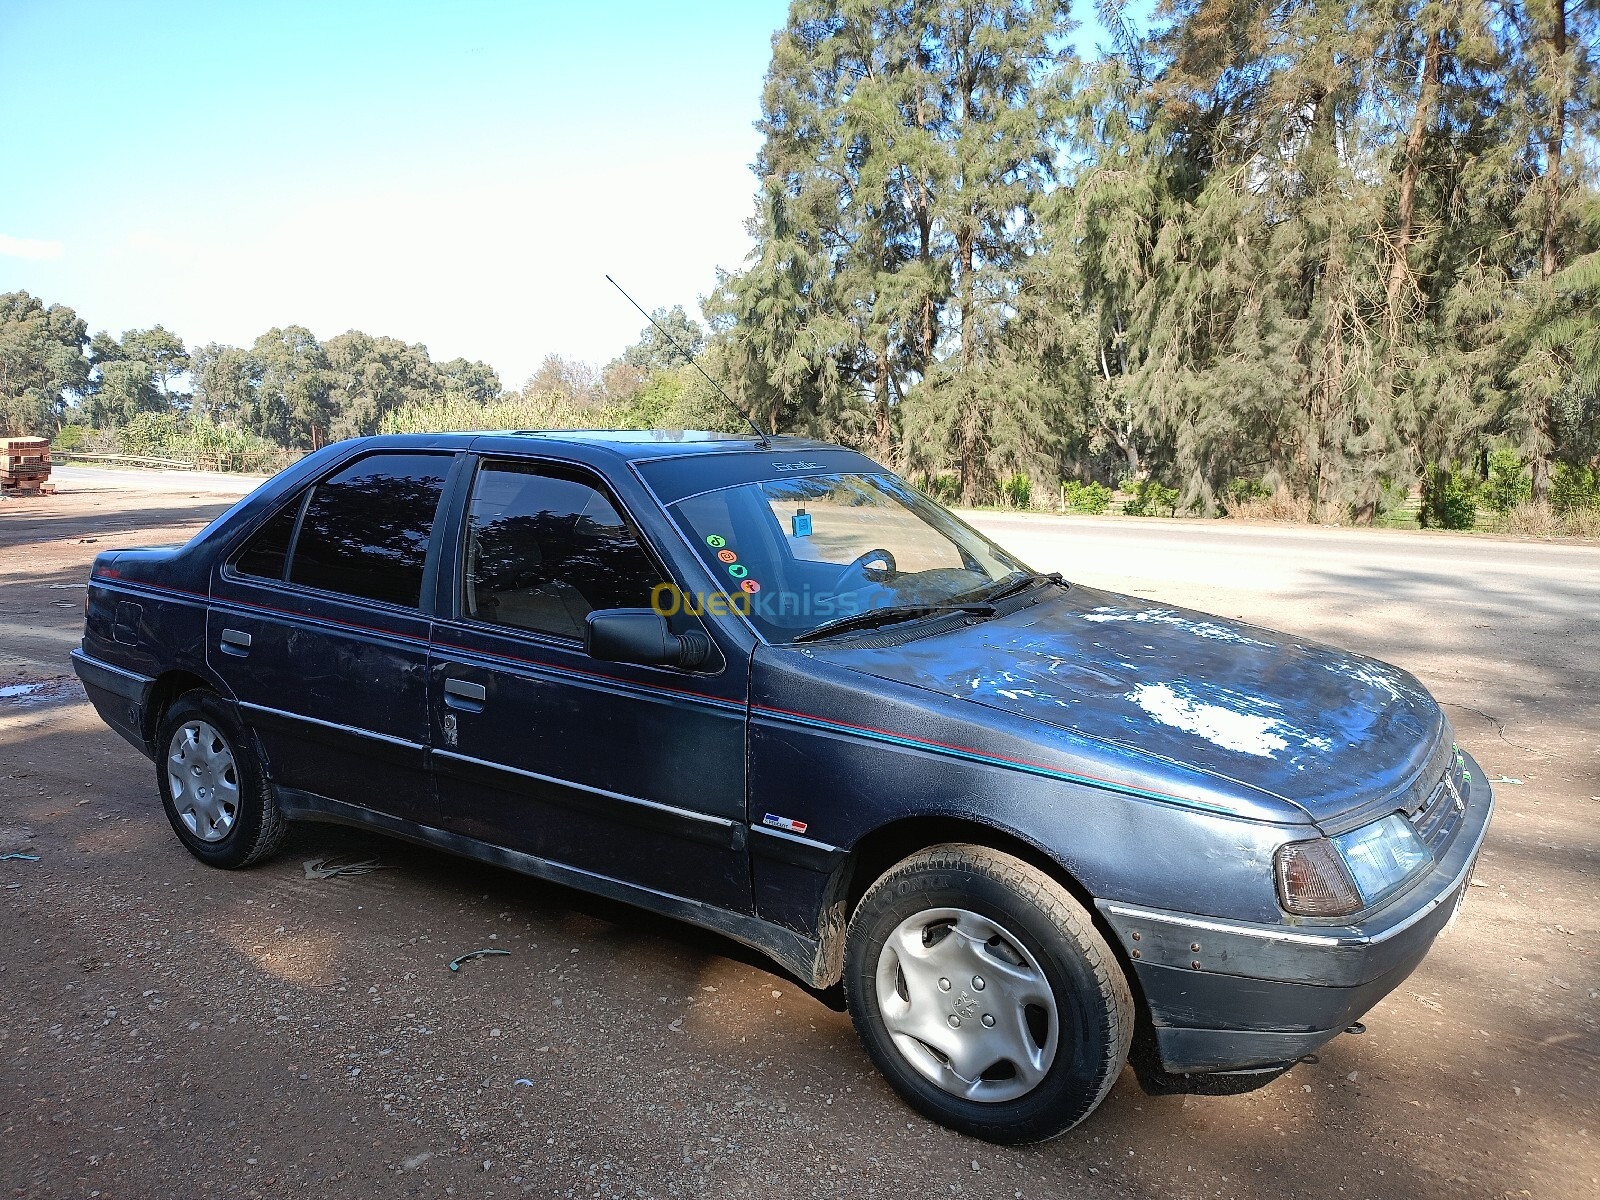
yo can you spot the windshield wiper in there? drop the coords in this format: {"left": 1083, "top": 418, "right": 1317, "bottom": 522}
{"left": 962, "top": 570, "right": 1062, "bottom": 606}
{"left": 791, "top": 602, "right": 995, "bottom": 644}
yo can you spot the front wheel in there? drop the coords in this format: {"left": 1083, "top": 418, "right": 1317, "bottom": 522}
{"left": 155, "top": 691, "right": 287, "bottom": 868}
{"left": 844, "top": 844, "right": 1133, "bottom": 1144}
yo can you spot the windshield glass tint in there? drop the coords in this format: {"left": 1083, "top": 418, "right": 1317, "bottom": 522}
{"left": 667, "top": 472, "right": 1028, "bottom": 642}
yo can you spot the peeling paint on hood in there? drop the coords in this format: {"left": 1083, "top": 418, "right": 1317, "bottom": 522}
{"left": 1124, "top": 681, "right": 1336, "bottom": 758}
{"left": 1080, "top": 606, "right": 1271, "bottom": 647}
{"left": 810, "top": 585, "right": 1444, "bottom": 821}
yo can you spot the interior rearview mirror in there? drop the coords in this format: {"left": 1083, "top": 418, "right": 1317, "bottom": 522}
{"left": 585, "top": 609, "right": 710, "bottom": 670}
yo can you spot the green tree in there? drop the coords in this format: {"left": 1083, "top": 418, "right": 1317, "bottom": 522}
{"left": 1043, "top": 29, "right": 1168, "bottom": 484}
{"left": 324, "top": 331, "right": 443, "bottom": 439}
{"left": 737, "top": 1, "right": 1074, "bottom": 493}
{"left": 0, "top": 291, "right": 91, "bottom": 435}
{"left": 621, "top": 306, "right": 705, "bottom": 373}
{"left": 715, "top": 184, "right": 860, "bottom": 439}
{"left": 1500, "top": 0, "right": 1600, "bottom": 501}
{"left": 88, "top": 360, "right": 166, "bottom": 426}
{"left": 752, "top": 2, "right": 934, "bottom": 458}
{"left": 926, "top": 0, "right": 1072, "bottom": 503}
{"left": 84, "top": 325, "right": 192, "bottom": 425}
{"left": 251, "top": 326, "right": 331, "bottom": 449}
{"left": 191, "top": 344, "right": 262, "bottom": 425}
{"left": 121, "top": 325, "right": 191, "bottom": 404}
{"left": 438, "top": 357, "right": 501, "bottom": 404}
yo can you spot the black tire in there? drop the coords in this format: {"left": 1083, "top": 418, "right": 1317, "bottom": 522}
{"left": 155, "top": 690, "right": 287, "bottom": 869}
{"left": 844, "top": 844, "right": 1134, "bottom": 1144}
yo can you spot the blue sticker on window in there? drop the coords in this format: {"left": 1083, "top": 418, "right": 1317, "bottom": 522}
{"left": 791, "top": 511, "right": 813, "bottom": 538}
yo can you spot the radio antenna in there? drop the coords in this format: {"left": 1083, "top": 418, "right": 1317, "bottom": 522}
{"left": 605, "top": 274, "right": 771, "bottom": 448}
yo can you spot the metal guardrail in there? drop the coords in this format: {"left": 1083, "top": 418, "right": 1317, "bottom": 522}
{"left": 50, "top": 452, "right": 197, "bottom": 470}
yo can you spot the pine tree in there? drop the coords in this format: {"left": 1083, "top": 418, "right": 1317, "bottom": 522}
{"left": 740, "top": 1, "right": 931, "bottom": 456}
{"left": 919, "top": 1, "right": 1072, "bottom": 503}
{"left": 714, "top": 182, "right": 862, "bottom": 439}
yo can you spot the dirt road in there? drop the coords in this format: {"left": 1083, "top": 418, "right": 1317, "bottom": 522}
{"left": 2, "top": 471, "right": 1596, "bottom": 1198}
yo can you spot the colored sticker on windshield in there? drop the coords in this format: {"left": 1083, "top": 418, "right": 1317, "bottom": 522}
{"left": 741, "top": 579, "right": 760, "bottom": 594}
{"left": 716, "top": 549, "right": 737, "bottom": 563}
{"left": 727, "top": 563, "right": 748, "bottom": 579}
{"left": 705, "top": 534, "right": 727, "bottom": 548}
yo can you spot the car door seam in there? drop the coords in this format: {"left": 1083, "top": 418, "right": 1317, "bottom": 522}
{"left": 430, "top": 747, "right": 735, "bottom": 829}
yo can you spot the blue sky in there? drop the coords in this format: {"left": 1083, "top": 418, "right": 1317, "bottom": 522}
{"left": 0, "top": 0, "right": 1126, "bottom": 388}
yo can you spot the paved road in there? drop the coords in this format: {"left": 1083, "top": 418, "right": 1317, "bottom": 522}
{"left": 2, "top": 471, "right": 1597, "bottom": 1199}
{"left": 45, "top": 464, "right": 269, "bottom": 497}
{"left": 963, "top": 511, "right": 1600, "bottom": 764}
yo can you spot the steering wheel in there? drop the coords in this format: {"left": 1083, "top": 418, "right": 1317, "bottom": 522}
{"left": 833, "top": 547, "right": 897, "bottom": 590}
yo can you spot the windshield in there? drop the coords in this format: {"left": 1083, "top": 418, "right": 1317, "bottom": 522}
{"left": 665, "top": 472, "right": 1031, "bottom": 643}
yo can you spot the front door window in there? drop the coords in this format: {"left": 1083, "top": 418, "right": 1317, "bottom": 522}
{"left": 463, "top": 462, "right": 663, "bottom": 640}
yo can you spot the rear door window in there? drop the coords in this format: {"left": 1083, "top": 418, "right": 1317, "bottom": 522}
{"left": 286, "top": 453, "right": 450, "bottom": 607}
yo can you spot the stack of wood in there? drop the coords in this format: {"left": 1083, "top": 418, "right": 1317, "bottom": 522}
{"left": 0, "top": 437, "right": 54, "bottom": 495}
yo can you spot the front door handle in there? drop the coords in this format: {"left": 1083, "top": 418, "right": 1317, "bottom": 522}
{"left": 443, "top": 677, "right": 486, "bottom": 710}
{"left": 219, "top": 628, "right": 252, "bottom": 656}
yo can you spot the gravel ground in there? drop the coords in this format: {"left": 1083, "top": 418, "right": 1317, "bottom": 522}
{"left": 1, "top": 471, "right": 1596, "bottom": 1199}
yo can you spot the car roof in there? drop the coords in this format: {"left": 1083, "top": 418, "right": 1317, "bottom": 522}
{"left": 358, "top": 429, "right": 842, "bottom": 464}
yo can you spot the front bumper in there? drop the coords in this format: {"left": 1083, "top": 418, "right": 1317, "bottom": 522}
{"left": 1097, "top": 752, "right": 1494, "bottom": 1075}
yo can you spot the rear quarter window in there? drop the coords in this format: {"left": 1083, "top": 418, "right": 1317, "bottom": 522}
{"left": 232, "top": 498, "right": 302, "bottom": 581}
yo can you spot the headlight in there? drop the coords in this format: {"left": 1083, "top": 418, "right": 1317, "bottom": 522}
{"left": 1333, "top": 814, "right": 1434, "bottom": 906}
{"left": 1276, "top": 814, "right": 1434, "bottom": 917}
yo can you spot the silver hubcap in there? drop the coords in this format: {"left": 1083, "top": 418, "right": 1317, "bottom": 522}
{"left": 875, "top": 907, "right": 1060, "bottom": 1103}
{"left": 167, "top": 720, "right": 239, "bottom": 843}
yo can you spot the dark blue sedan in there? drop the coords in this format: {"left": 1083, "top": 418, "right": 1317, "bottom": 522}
{"left": 72, "top": 431, "right": 1493, "bottom": 1143}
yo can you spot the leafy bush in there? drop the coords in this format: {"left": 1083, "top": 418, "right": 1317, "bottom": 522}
{"left": 924, "top": 473, "right": 961, "bottom": 506}
{"left": 1374, "top": 478, "right": 1412, "bottom": 521}
{"left": 109, "top": 412, "right": 298, "bottom": 474}
{"left": 615, "top": 372, "right": 681, "bottom": 429}
{"left": 1419, "top": 465, "right": 1477, "bottom": 530}
{"left": 52, "top": 424, "right": 93, "bottom": 454}
{"left": 1000, "top": 472, "right": 1032, "bottom": 509}
{"left": 1060, "top": 479, "right": 1112, "bottom": 514}
{"left": 1551, "top": 461, "right": 1600, "bottom": 514}
{"left": 1481, "top": 450, "right": 1532, "bottom": 515}
{"left": 1220, "top": 477, "right": 1271, "bottom": 514}
{"left": 116, "top": 411, "right": 184, "bottom": 458}
{"left": 381, "top": 392, "right": 619, "bottom": 435}
{"left": 1122, "top": 478, "right": 1180, "bottom": 517}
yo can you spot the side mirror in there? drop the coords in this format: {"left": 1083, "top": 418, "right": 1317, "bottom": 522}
{"left": 585, "top": 609, "right": 710, "bottom": 670}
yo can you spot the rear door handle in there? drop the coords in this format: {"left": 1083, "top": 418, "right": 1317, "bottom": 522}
{"left": 220, "top": 628, "right": 252, "bottom": 656}
{"left": 443, "top": 677, "right": 486, "bottom": 709}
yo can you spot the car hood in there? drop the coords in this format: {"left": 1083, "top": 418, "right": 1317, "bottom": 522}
{"left": 810, "top": 584, "right": 1445, "bottom": 823}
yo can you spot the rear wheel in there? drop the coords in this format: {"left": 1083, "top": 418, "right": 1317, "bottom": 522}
{"left": 155, "top": 691, "right": 286, "bottom": 868}
{"left": 844, "top": 844, "right": 1133, "bottom": 1144}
